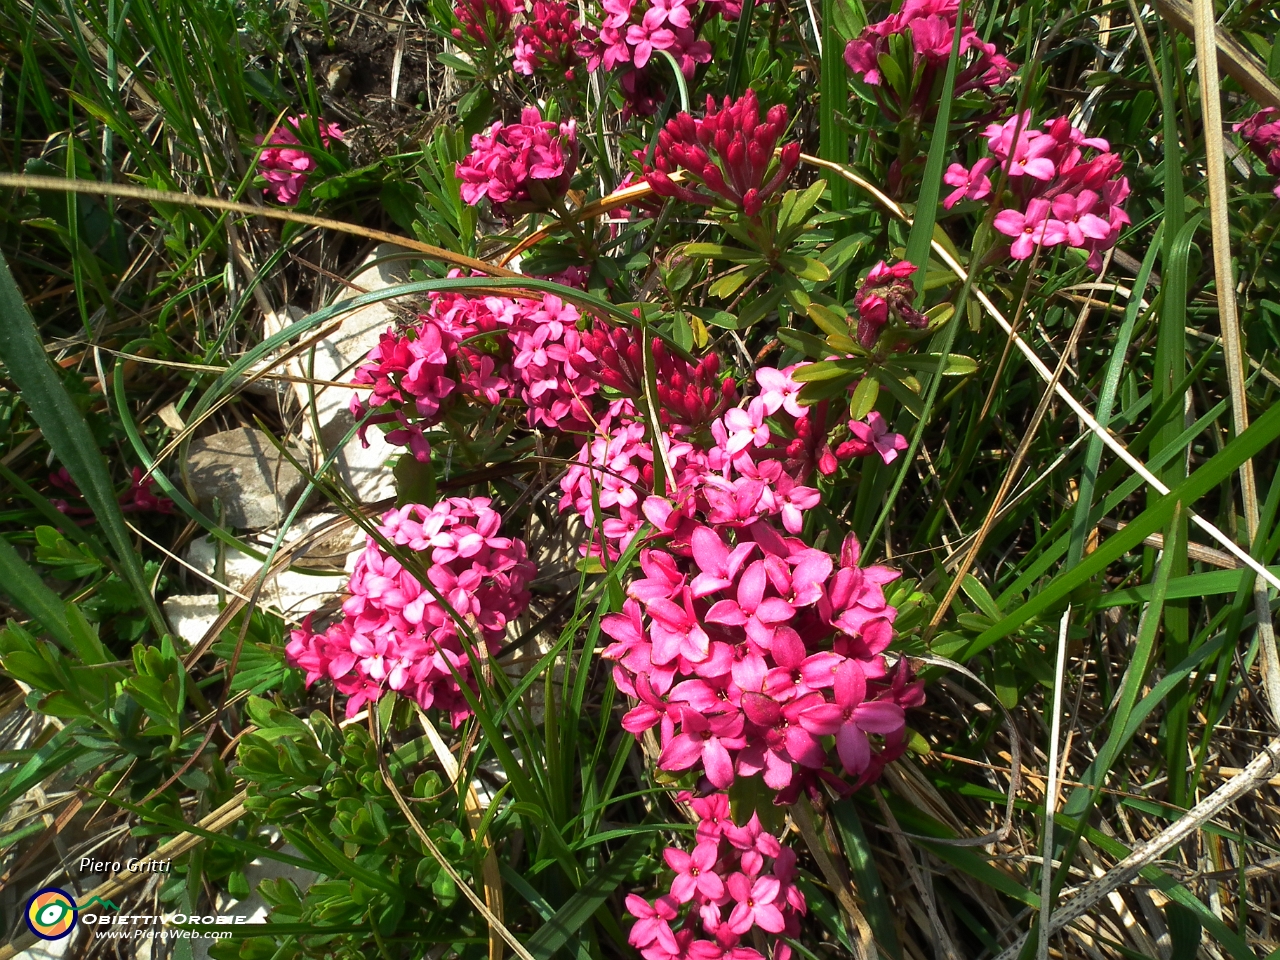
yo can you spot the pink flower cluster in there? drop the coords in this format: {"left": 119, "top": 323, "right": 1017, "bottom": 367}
{"left": 626, "top": 798, "right": 804, "bottom": 960}
{"left": 945, "top": 112, "right": 1130, "bottom": 270}
{"left": 350, "top": 321, "right": 461, "bottom": 462}
{"left": 603, "top": 523, "right": 922, "bottom": 801}
{"left": 853, "top": 260, "right": 927, "bottom": 350}
{"left": 646, "top": 91, "right": 801, "bottom": 218}
{"left": 844, "top": 0, "right": 1014, "bottom": 120}
{"left": 256, "top": 115, "right": 344, "bottom": 205}
{"left": 285, "top": 498, "right": 535, "bottom": 726}
{"left": 577, "top": 0, "right": 711, "bottom": 115}
{"left": 513, "top": 0, "right": 584, "bottom": 78}
{"left": 1234, "top": 108, "right": 1280, "bottom": 199}
{"left": 350, "top": 282, "right": 605, "bottom": 457}
{"left": 453, "top": 0, "right": 517, "bottom": 44}
{"left": 456, "top": 107, "right": 579, "bottom": 216}
{"left": 560, "top": 359, "right": 908, "bottom": 558}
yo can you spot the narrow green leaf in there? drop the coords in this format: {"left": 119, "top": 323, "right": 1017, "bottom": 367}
{"left": 901, "top": 0, "right": 965, "bottom": 298}
{"left": 0, "top": 535, "right": 73, "bottom": 647}
{"left": 525, "top": 832, "right": 651, "bottom": 959}
{"left": 830, "top": 803, "right": 901, "bottom": 958}
{"left": 964, "top": 397, "right": 1280, "bottom": 657}
{"left": 0, "top": 252, "right": 166, "bottom": 638}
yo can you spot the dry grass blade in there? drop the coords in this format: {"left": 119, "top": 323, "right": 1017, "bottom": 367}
{"left": 1189, "top": 0, "right": 1280, "bottom": 727}
{"left": 373, "top": 714, "right": 538, "bottom": 960}
{"left": 925, "top": 276, "right": 1095, "bottom": 633}
{"left": 0, "top": 173, "right": 521, "bottom": 279}
{"left": 992, "top": 736, "right": 1280, "bottom": 959}
{"left": 1038, "top": 606, "right": 1072, "bottom": 960}
{"left": 0, "top": 793, "right": 249, "bottom": 960}
{"left": 789, "top": 797, "right": 877, "bottom": 959}
{"left": 798, "top": 153, "right": 1280, "bottom": 595}
{"left": 497, "top": 177, "right": 671, "bottom": 267}
{"left": 1155, "top": 0, "right": 1280, "bottom": 110}
{"left": 415, "top": 707, "right": 506, "bottom": 960}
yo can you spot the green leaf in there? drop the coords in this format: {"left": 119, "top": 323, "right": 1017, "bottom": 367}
{"left": 777, "top": 328, "right": 830, "bottom": 359}
{"left": 0, "top": 536, "right": 74, "bottom": 647}
{"left": 778, "top": 255, "right": 831, "bottom": 282}
{"left": 902, "top": 0, "right": 966, "bottom": 300}
{"left": 0, "top": 253, "right": 166, "bottom": 638}
{"left": 790, "top": 359, "right": 863, "bottom": 382}
{"left": 829, "top": 804, "right": 901, "bottom": 957}
{"left": 848, "top": 376, "right": 879, "bottom": 421}
{"left": 708, "top": 269, "right": 750, "bottom": 299}
{"left": 888, "top": 353, "right": 978, "bottom": 376}
{"left": 806, "top": 302, "right": 850, "bottom": 337}
{"left": 683, "top": 243, "right": 762, "bottom": 263}
{"left": 777, "top": 181, "right": 827, "bottom": 235}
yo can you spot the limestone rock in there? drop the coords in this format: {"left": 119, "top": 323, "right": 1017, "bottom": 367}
{"left": 263, "top": 244, "right": 414, "bottom": 507}
{"left": 186, "top": 427, "right": 309, "bottom": 530}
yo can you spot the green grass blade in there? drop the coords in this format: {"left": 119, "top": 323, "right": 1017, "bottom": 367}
{"left": 830, "top": 801, "right": 901, "bottom": 958}
{"left": 724, "top": 0, "right": 756, "bottom": 99}
{"left": 964, "top": 395, "right": 1280, "bottom": 657}
{"left": 0, "top": 251, "right": 166, "bottom": 637}
{"left": 902, "top": 0, "right": 965, "bottom": 291}
{"left": 524, "top": 831, "right": 651, "bottom": 959}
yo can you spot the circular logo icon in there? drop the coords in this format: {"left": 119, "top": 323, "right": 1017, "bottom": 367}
{"left": 26, "top": 888, "right": 77, "bottom": 940}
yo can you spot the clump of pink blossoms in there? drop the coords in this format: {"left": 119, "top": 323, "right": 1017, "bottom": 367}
{"left": 49, "top": 466, "right": 175, "bottom": 517}
{"left": 456, "top": 107, "right": 579, "bottom": 216}
{"left": 844, "top": 0, "right": 1014, "bottom": 121}
{"left": 350, "top": 319, "right": 462, "bottom": 463}
{"left": 513, "top": 0, "right": 584, "bottom": 78}
{"left": 1234, "top": 108, "right": 1280, "bottom": 199}
{"left": 577, "top": 0, "right": 711, "bottom": 116}
{"left": 285, "top": 498, "right": 535, "bottom": 725}
{"left": 350, "top": 282, "right": 605, "bottom": 457}
{"left": 625, "top": 797, "right": 804, "bottom": 960}
{"left": 944, "top": 111, "right": 1131, "bottom": 270}
{"left": 560, "top": 359, "right": 906, "bottom": 558}
{"left": 853, "top": 260, "right": 928, "bottom": 350}
{"left": 256, "top": 115, "right": 344, "bottom": 205}
{"left": 646, "top": 90, "right": 801, "bottom": 218}
{"left": 603, "top": 522, "right": 923, "bottom": 802}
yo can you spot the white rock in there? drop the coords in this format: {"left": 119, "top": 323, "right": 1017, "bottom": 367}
{"left": 264, "top": 244, "right": 415, "bottom": 505}
{"left": 185, "top": 527, "right": 352, "bottom": 622}
{"left": 186, "top": 427, "right": 310, "bottom": 531}
{"left": 163, "top": 595, "right": 222, "bottom": 648}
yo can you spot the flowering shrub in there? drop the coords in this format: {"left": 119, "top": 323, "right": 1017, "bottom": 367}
{"left": 285, "top": 498, "right": 535, "bottom": 725}
{"left": 256, "top": 0, "right": 1151, "bottom": 948}
{"left": 456, "top": 107, "right": 579, "bottom": 216}
{"left": 1235, "top": 108, "right": 1280, "bottom": 198}
{"left": 256, "top": 115, "right": 344, "bottom": 205}
{"left": 625, "top": 797, "right": 805, "bottom": 960}
{"left": 946, "top": 111, "right": 1130, "bottom": 269}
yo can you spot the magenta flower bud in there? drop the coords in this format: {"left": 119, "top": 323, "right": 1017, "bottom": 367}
{"left": 643, "top": 88, "right": 800, "bottom": 215}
